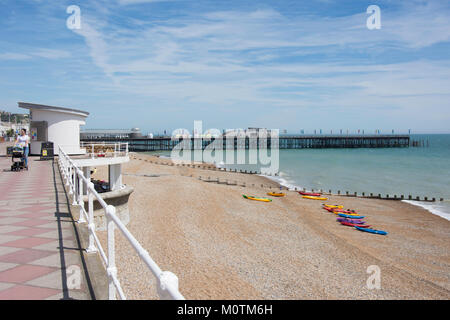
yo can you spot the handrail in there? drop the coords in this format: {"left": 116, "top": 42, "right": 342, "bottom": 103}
{"left": 79, "top": 142, "right": 129, "bottom": 159}
{"left": 57, "top": 146, "right": 184, "bottom": 300}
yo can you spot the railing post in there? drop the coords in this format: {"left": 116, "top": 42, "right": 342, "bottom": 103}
{"left": 68, "top": 165, "right": 73, "bottom": 191}
{"left": 67, "top": 161, "right": 72, "bottom": 187}
{"left": 72, "top": 165, "right": 76, "bottom": 195}
{"left": 60, "top": 157, "right": 66, "bottom": 182}
{"left": 77, "top": 172, "right": 86, "bottom": 223}
{"left": 86, "top": 182, "right": 98, "bottom": 253}
{"left": 72, "top": 167, "right": 77, "bottom": 205}
{"left": 62, "top": 158, "right": 66, "bottom": 179}
{"left": 157, "top": 271, "right": 180, "bottom": 300}
{"left": 106, "top": 205, "right": 117, "bottom": 300}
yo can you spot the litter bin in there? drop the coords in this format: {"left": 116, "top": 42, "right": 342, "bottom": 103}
{"left": 40, "top": 141, "right": 54, "bottom": 160}
{"left": 6, "top": 146, "right": 13, "bottom": 157}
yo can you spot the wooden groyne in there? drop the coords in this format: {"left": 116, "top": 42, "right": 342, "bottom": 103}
{"left": 82, "top": 134, "right": 413, "bottom": 152}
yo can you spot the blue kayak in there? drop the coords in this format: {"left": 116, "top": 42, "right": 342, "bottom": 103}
{"left": 338, "top": 213, "right": 365, "bottom": 219}
{"left": 354, "top": 226, "right": 388, "bottom": 235}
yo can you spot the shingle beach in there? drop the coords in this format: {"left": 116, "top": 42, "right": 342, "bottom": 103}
{"left": 94, "top": 153, "right": 450, "bottom": 300}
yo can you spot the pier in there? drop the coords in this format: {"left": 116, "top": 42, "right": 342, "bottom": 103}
{"left": 81, "top": 134, "right": 411, "bottom": 152}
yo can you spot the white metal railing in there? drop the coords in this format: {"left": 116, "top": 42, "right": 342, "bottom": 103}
{"left": 80, "top": 142, "right": 129, "bottom": 159}
{"left": 58, "top": 146, "right": 184, "bottom": 300}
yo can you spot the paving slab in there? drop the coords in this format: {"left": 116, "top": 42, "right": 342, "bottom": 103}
{"left": 0, "top": 157, "right": 92, "bottom": 300}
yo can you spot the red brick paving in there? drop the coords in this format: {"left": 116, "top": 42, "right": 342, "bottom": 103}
{"left": 0, "top": 155, "right": 90, "bottom": 300}
{"left": 0, "top": 265, "right": 56, "bottom": 283}
{"left": 5, "top": 227, "right": 53, "bottom": 237}
{"left": 2, "top": 237, "right": 55, "bottom": 249}
{"left": 0, "top": 284, "right": 60, "bottom": 300}
{"left": 13, "top": 219, "right": 52, "bottom": 227}
{"left": 0, "top": 248, "right": 55, "bottom": 264}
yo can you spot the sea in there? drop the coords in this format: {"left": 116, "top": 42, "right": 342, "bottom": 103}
{"left": 144, "top": 134, "right": 450, "bottom": 221}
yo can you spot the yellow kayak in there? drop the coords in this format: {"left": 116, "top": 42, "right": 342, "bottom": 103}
{"left": 243, "top": 195, "right": 272, "bottom": 202}
{"left": 323, "top": 204, "right": 343, "bottom": 209}
{"left": 267, "top": 192, "right": 285, "bottom": 197}
{"left": 302, "top": 196, "right": 328, "bottom": 200}
{"left": 333, "top": 210, "right": 359, "bottom": 216}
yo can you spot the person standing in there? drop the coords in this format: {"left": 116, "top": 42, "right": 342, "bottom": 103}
{"left": 15, "top": 128, "right": 30, "bottom": 169}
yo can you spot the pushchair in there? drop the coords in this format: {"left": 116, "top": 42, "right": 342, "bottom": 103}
{"left": 11, "top": 145, "right": 27, "bottom": 171}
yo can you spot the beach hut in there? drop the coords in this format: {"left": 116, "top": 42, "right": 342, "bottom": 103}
{"left": 18, "top": 102, "right": 89, "bottom": 155}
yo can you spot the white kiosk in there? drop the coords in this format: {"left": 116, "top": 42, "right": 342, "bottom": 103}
{"left": 19, "top": 102, "right": 132, "bottom": 230}
{"left": 19, "top": 102, "right": 89, "bottom": 156}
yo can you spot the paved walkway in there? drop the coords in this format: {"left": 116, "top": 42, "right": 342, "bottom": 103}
{"left": 0, "top": 154, "right": 93, "bottom": 300}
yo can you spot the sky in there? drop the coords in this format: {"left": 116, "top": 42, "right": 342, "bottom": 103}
{"left": 0, "top": 0, "right": 449, "bottom": 134}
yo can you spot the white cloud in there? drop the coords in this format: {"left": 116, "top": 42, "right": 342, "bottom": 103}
{"left": 71, "top": 16, "right": 114, "bottom": 78}
{"left": 0, "top": 52, "right": 31, "bottom": 60}
{"left": 0, "top": 49, "right": 71, "bottom": 60}
{"left": 117, "top": 0, "right": 175, "bottom": 5}
{"left": 33, "top": 48, "right": 71, "bottom": 59}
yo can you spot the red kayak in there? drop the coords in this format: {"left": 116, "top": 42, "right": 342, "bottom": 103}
{"left": 340, "top": 221, "right": 371, "bottom": 228}
{"left": 299, "top": 191, "right": 321, "bottom": 196}
{"left": 324, "top": 207, "right": 358, "bottom": 214}
{"left": 332, "top": 208, "right": 358, "bottom": 214}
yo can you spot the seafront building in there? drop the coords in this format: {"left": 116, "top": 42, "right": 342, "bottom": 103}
{"left": 18, "top": 102, "right": 89, "bottom": 156}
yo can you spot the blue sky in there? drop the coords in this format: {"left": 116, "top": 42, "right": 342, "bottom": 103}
{"left": 0, "top": 0, "right": 449, "bottom": 134}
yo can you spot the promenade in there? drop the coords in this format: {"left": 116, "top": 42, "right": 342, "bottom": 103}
{"left": 0, "top": 151, "right": 92, "bottom": 300}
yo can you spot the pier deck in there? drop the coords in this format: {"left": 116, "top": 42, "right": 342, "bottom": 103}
{"left": 0, "top": 154, "right": 93, "bottom": 300}
{"left": 82, "top": 135, "right": 411, "bottom": 152}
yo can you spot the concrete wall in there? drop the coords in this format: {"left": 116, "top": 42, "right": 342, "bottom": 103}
{"left": 30, "top": 109, "right": 86, "bottom": 155}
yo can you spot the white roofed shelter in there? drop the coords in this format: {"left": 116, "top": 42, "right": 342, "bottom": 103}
{"left": 19, "top": 102, "right": 89, "bottom": 155}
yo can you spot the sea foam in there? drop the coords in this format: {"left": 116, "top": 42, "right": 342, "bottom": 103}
{"left": 402, "top": 200, "right": 450, "bottom": 221}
